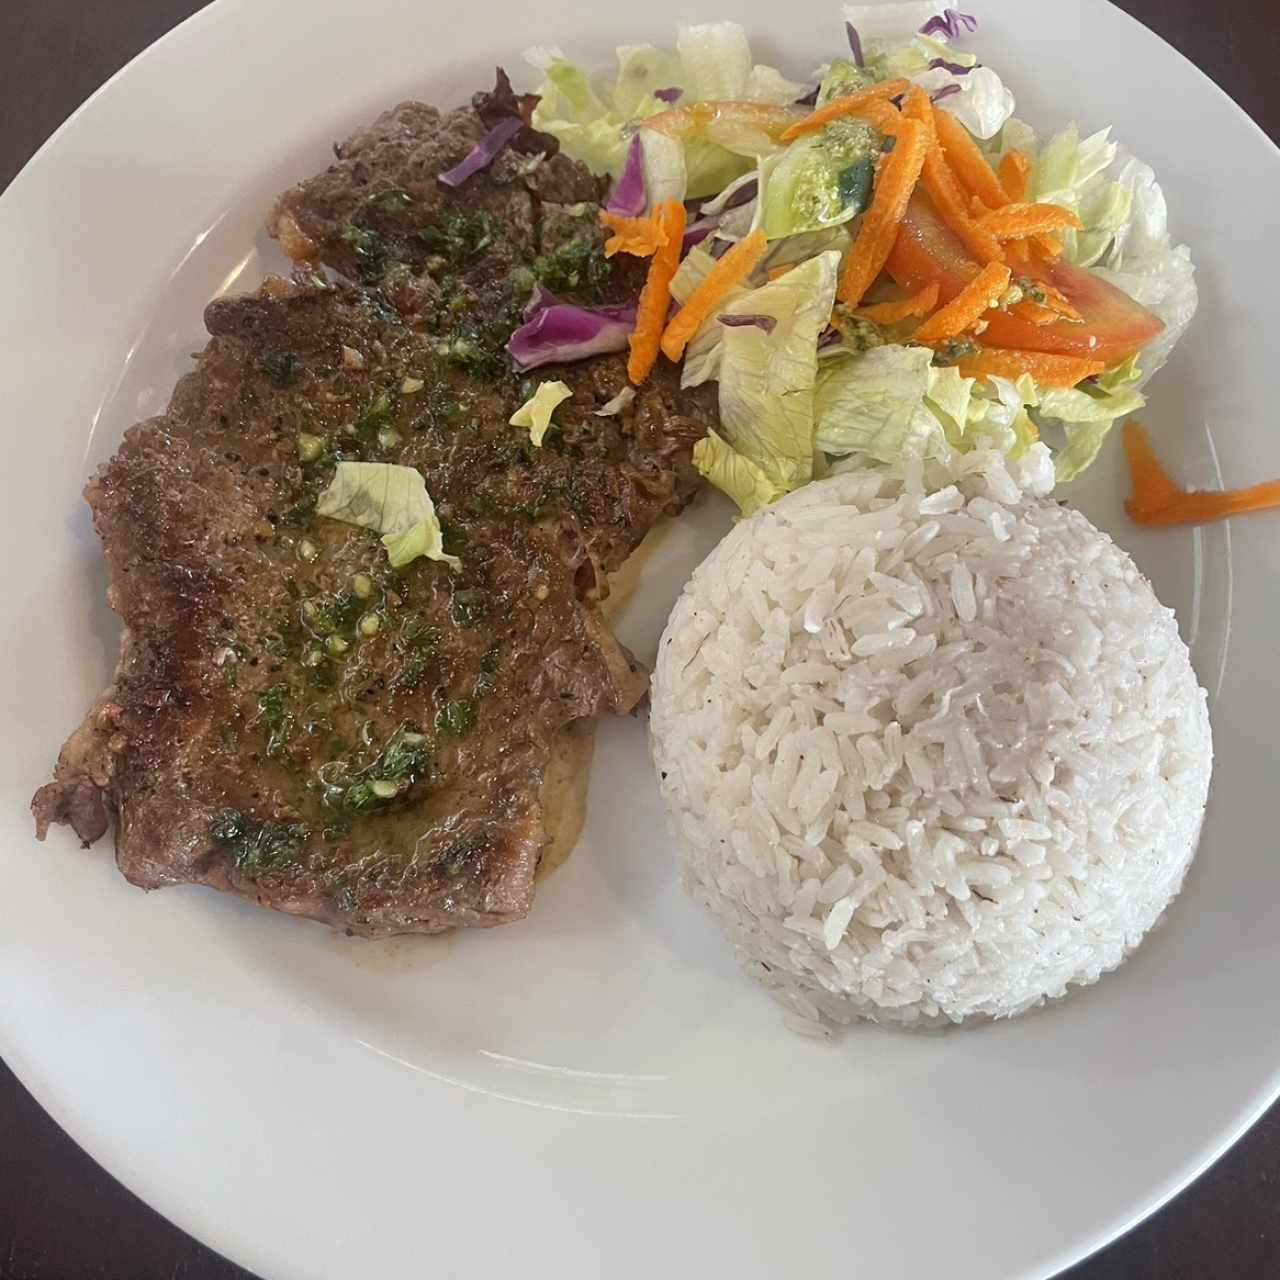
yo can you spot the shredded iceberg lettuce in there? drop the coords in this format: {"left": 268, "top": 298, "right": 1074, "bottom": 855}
{"left": 696, "top": 251, "right": 841, "bottom": 507}
{"left": 693, "top": 430, "right": 788, "bottom": 515}
{"left": 527, "top": 25, "right": 799, "bottom": 199}
{"left": 532, "top": 6, "right": 1193, "bottom": 505}
{"left": 509, "top": 380, "right": 573, "bottom": 446}
{"left": 316, "top": 463, "right": 459, "bottom": 571}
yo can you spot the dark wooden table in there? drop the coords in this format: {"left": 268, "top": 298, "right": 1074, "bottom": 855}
{"left": 2, "top": 2, "right": 1277, "bottom": 1277}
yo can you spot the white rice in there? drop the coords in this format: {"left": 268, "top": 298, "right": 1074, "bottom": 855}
{"left": 650, "top": 451, "right": 1212, "bottom": 1032}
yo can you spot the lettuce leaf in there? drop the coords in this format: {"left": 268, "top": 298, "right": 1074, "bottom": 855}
{"left": 1000, "top": 117, "right": 1198, "bottom": 388}
{"left": 509, "top": 380, "right": 573, "bottom": 446}
{"left": 316, "top": 462, "right": 460, "bottom": 571}
{"left": 638, "top": 130, "right": 688, "bottom": 208}
{"left": 815, "top": 344, "right": 944, "bottom": 460}
{"left": 924, "top": 364, "right": 975, "bottom": 439}
{"left": 745, "top": 63, "right": 809, "bottom": 104}
{"left": 715, "top": 249, "right": 842, "bottom": 491}
{"left": 1035, "top": 372, "right": 1146, "bottom": 483}
{"left": 612, "top": 43, "right": 684, "bottom": 117}
{"left": 529, "top": 27, "right": 800, "bottom": 200}
{"left": 669, "top": 245, "right": 750, "bottom": 388}
{"left": 841, "top": 2, "right": 949, "bottom": 51}
{"left": 528, "top": 49, "right": 660, "bottom": 180}
{"left": 914, "top": 65, "right": 1014, "bottom": 139}
{"left": 677, "top": 21, "right": 752, "bottom": 100}
{"left": 693, "top": 430, "right": 788, "bottom": 515}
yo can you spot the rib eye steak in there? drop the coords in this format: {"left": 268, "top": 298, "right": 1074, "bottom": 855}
{"left": 33, "top": 78, "right": 716, "bottom": 935}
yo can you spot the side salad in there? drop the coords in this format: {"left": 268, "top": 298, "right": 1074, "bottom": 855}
{"left": 521, "top": 2, "right": 1198, "bottom": 513}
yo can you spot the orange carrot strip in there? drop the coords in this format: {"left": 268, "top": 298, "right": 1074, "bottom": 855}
{"left": 914, "top": 262, "right": 1011, "bottom": 345}
{"left": 780, "top": 78, "right": 912, "bottom": 141}
{"left": 852, "top": 281, "right": 941, "bottom": 323}
{"left": 1005, "top": 239, "right": 1031, "bottom": 264}
{"left": 998, "top": 150, "right": 1032, "bottom": 203}
{"left": 599, "top": 210, "right": 666, "bottom": 258}
{"left": 1010, "top": 299, "right": 1060, "bottom": 326}
{"left": 1124, "top": 421, "right": 1280, "bottom": 526}
{"left": 957, "top": 347, "right": 1105, "bottom": 389}
{"left": 660, "top": 230, "right": 768, "bottom": 361}
{"left": 627, "top": 201, "right": 686, "bottom": 385}
{"left": 1036, "top": 282, "right": 1083, "bottom": 322}
{"left": 836, "top": 117, "right": 928, "bottom": 305}
{"left": 902, "top": 92, "right": 1004, "bottom": 266}
{"left": 979, "top": 202, "right": 1083, "bottom": 239}
{"left": 853, "top": 99, "right": 905, "bottom": 135}
{"left": 933, "top": 106, "right": 1010, "bottom": 208}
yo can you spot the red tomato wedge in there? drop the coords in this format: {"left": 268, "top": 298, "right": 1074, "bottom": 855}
{"left": 886, "top": 191, "right": 1164, "bottom": 366}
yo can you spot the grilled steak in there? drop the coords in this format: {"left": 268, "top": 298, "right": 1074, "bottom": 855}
{"left": 33, "top": 82, "right": 717, "bottom": 935}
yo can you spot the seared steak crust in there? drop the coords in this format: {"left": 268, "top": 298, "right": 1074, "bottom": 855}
{"left": 35, "top": 87, "right": 715, "bottom": 935}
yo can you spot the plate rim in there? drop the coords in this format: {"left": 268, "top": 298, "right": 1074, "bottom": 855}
{"left": 2, "top": 3, "right": 1279, "bottom": 1279}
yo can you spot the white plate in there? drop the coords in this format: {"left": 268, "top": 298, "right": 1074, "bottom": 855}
{"left": 1, "top": 1, "right": 1277, "bottom": 1277}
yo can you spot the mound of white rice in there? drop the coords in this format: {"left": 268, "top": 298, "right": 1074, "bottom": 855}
{"left": 650, "top": 451, "right": 1212, "bottom": 1032}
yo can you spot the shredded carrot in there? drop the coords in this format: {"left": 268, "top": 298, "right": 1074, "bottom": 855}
{"left": 599, "top": 210, "right": 667, "bottom": 258}
{"left": 979, "top": 202, "right": 1082, "bottom": 239}
{"left": 899, "top": 85, "right": 932, "bottom": 126}
{"left": 660, "top": 230, "right": 768, "bottom": 361}
{"left": 836, "top": 117, "right": 929, "bottom": 305}
{"left": 851, "top": 281, "right": 941, "bottom": 324}
{"left": 914, "top": 262, "right": 1011, "bottom": 345}
{"left": 1035, "top": 281, "right": 1083, "bottom": 323}
{"left": 627, "top": 201, "right": 686, "bottom": 385}
{"left": 932, "top": 106, "right": 1010, "bottom": 208}
{"left": 780, "top": 78, "right": 912, "bottom": 141}
{"left": 1010, "top": 299, "right": 1061, "bottom": 326}
{"left": 1030, "top": 232, "right": 1063, "bottom": 260}
{"left": 850, "top": 99, "right": 905, "bottom": 135}
{"left": 902, "top": 92, "right": 1004, "bottom": 266}
{"left": 957, "top": 347, "right": 1105, "bottom": 389}
{"left": 1123, "top": 422, "right": 1280, "bottom": 526}
{"left": 998, "top": 150, "right": 1032, "bottom": 203}
{"left": 1005, "top": 239, "right": 1031, "bottom": 265}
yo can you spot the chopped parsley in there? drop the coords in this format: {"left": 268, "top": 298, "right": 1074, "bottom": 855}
{"left": 339, "top": 222, "right": 392, "bottom": 283}
{"left": 531, "top": 238, "right": 610, "bottom": 296}
{"left": 366, "top": 187, "right": 414, "bottom": 214}
{"left": 416, "top": 211, "right": 496, "bottom": 265}
{"left": 256, "top": 683, "right": 293, "bottom": 754}
{"left": 210, "top": 809, "right": 307, "bottom": 877}
{"left": 435, "top": 699, "right": 476, "bottom": 737}
{"left": 450, "top": 588, "right": 488, "bottom": 628}
{"left": 259, "top": 351, "right": 303, "bottom": 389}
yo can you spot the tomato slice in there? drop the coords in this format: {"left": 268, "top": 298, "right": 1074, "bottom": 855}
{"left": 886, "top": 191, "right": 1164, "bottom": 366}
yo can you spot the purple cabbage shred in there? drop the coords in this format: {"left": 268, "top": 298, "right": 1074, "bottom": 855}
{"left": 508, "top": 301, "right": 638, "bottom": 370}
{"left": 718, "top": 313, "right": 777, "bottom": 334}
{"left": 845, "top": 21, "right": 865, "bottom": 67}
{"left": 522, "top": 283, "right": 561, "bottom": 320}
{"left": 604, "top": 136, "right": 646, "bottom": 217}
{"left": 439, "top": 117, "right": 523, "bottom": 187}
{"left": 929, "top": 58, "right": 974, "bottom": 75}
{"left": 931, "top": 83, "right": 963, "bottom": 103}
{"left": 919, "top": 9, "right": 978, "bottom": 39}
{"left": 654, "top": 87, "right": 683, "bottom": 103}
{"left": 682, "top": 216, "right": 721, "bottom": 251}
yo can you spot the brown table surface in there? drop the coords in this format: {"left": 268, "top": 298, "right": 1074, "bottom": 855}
{"left": 2, "top": 1, "right": 1277, "bottom": 1277}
